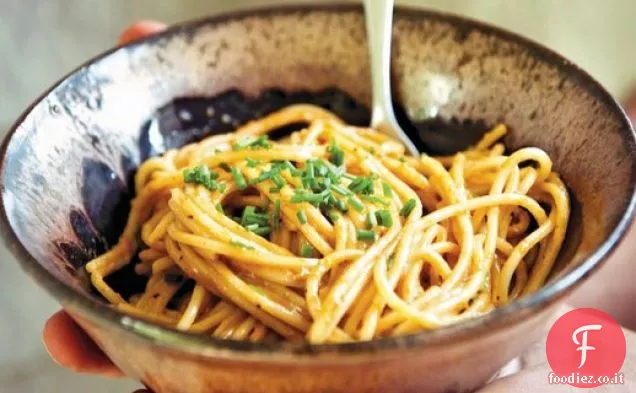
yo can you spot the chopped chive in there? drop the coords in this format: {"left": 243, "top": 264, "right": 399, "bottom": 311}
{"left": 328, "top": 141, "right": 345, "bottom": 167}
{"left": 251, "top": 226, "right": 271, "bottom": 236}
{"left": 361, "top": 195, "right": 389, "bottom": 206}
{"left": 183, "top": 165, "right": 221, "bottom": 191}
{"left": 206, "top": 179, "right": 219, "bottom": 191}
{"left": 300, "top": 242, "right": 314, "bottom": 258}
{"left": 241, "top": 206, "right": 256, "bottom": 225}
{"left": 382, "top": 181, "right": 393, "bottom": 197}
{"left": 231, "top": 167, "right": 247, "bottom": 190}
{"left": 306, "top": 161, "right": 315, "bottom": 178}
{"left": 366, "top": 211, "right": 377, "bottom": 229}
{"left": 215, "top": 203, "right": 224, "bottom": 214}
{"left": 400, "top": 198, "right": 417, "bottom": 217}
{"left": 245, "top": 223, "right": 259, "bottom": 231}
{"left": 269, "top": 187, "right": 281, "bottom": 193}
{"left": 290, "top": 192, "right": 307, "bottom": 203}
{"left": 316, "top": 164, "right": 328, "bottom": 177}
{"left": 219, "top": 183, "right": 227, "bottom": 192}
{"left": 356, "top": 229, "right": 376, "bottom": 242}
{"left": 233, "top": 135, "right": 272, "bottom": 150}
{"left": 375, "top": 210, "right": 393, "bottom": 228}
{"left": 271, "top": 174, "right": 286, "bottom": 188}
{"left": 246, "top": 157, "right": 260, "bottom": 168}
{"left": 327, "top": 210, "right": 340, "bottom": 222}
{"left": 335, "top": 199, "right": 348, "bottom": 212}
{"left": 326, "top": 164, "right": 345, "bottom": 181}
{"left": 272, "top": 199, "right": 281, "bottom": 231}
{"left": 250, "top": 171, "right": 272, "bottom": 185}
{"left": 297, "top": 210, "right": 307, "bottom": 224}
{"left": 348, "top": 177, "right": 364, "bottom": 191}
{"left": 248, "top": 213, "right": 270, "bottom": 225}
{"left": 326, "top": 194, "right": 338, "bottom": 208}
{"left": 284, "top": 161, "right": 302, "bottom": 176}
{"left": 348, "top": 175, "right": 375, "bottom": 195}
{"left": 291, "top": 189, "right": 329, "bottom": 205}
{"left": 183, "top": 169, "right": 194, "bottom": 182}
{"left": 343, "top": 173, "right": 357, "bottom": 181}
{"left": 330, "top": 184, "right": 351, "bottom": 196}
{"left": 232, "top": 138, "right": 253, "bottom": 150}
{"left": 307, "top": 178, "right": 320, "bottom": 191}
{"left": 348, "top": 196, "right": 364, "bottom": 212}
{"left": 219, "top": 163, "right": 232, "bottom": 172}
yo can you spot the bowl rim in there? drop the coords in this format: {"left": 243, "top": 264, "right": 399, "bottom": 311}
{"left": 1, "top": 3, "right": 635, "bottom": 361}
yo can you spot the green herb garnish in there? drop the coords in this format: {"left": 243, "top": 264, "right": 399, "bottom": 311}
{"left": 271, "top": 174, "right": 286, "bottom": 188}
{"left": 361, "top": 195, "right": 389, "bottom": 206}
{"left": 382, "top": 181, "right": 393, "bottom": 197}
{"left": 246, "top": 157, "right": 260, "bottom": 168}
{"left": 400, "top": 198, "right": 417, "bottom": 217}
{"left": 329, "top": 184, "right": 351, "bottom": 196}
{"left": 272, "top": 199, "right": 281, "bottom": 231}
{"left": 297, "top": 210, "right": 307, "bottom": 225}
{"left": 327, "top": 140, "right": 344, "bottom": 166}
{"left": 230, "top": 166, "right": 247, "bottom": 190}
{"left": 366, "top": 211, "right": 377, "bottom": 229}
{"left": 300, "top": 242, "right": 314, "bottom": 258}
{"left": 356, "top": 229, "right": 376, "bottom": 242}
{"left": 232, "top": 135, "right": 272, "bottom": 150}
{"left": 348, "top": 174, "right": 377, "bottom": 195}
{"left": 375, "top": 210, "right": 393, "bottom": 228}
{"left": 284, "top": 161, "right": 302, "bottom": 176}
{"left": 348, "top": 196, "right": 364, "bottom": 212}
{"left": 182, "top": 165, "right": 220, "bottom": 191}
{"left": 250, "top": 226, "right": 271, "bottom": 236}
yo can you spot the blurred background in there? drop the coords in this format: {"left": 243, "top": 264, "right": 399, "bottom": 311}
{"left": 1, "top": 0, "right": 635, "bottom": 391}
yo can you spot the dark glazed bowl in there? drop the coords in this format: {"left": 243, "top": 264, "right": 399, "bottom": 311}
{"left": 1, "top": 4, "right": 635, "bottom": 393}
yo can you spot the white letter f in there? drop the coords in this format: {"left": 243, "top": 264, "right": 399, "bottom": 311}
{"left": 572, "top": 324, "right": 602, "bottom": 369}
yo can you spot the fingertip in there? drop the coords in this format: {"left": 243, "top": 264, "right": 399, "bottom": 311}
{"left": 43, "top": 310, "right": 123, "bottom": 377}
{"left": 118, "top": 21, "right": 168, "bottom": 45}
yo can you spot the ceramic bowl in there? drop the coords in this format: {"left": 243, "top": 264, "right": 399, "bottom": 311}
{"left": 1, "top": 4, "right": 635, "bottom": 393}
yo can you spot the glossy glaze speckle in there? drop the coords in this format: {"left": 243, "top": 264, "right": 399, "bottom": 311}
{"left": 1, "top": 5, "right": 635, "bottom": 393}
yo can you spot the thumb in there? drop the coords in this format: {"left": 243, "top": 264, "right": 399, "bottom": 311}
{"left": 118, "top": 21, "right": 167, "bottom": 45}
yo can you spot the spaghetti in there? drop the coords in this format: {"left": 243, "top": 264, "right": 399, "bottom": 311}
{"left": 86, "top": 104, "right": 569, "bottom": 343}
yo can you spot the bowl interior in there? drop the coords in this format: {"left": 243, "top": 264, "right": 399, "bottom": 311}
{"left": 1, "top": 5, "right": 634, "bottom": 347}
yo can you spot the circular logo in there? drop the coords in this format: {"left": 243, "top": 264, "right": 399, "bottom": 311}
{"left": 546, "top": 308, "right": 626, "bottom": 388}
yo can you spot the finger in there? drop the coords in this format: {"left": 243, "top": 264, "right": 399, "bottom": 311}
{"left": 118, "top": 21, "right": 167, "bottom": 45}
{"left": 623, "top": 92, "right": 636, "bottom": 123}
{"left": 43, "top": 310, "right": 123, "bottom": 377}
